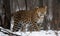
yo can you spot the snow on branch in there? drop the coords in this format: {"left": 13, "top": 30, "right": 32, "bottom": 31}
{"left": 0, "top": 27, "right": 21, "bottom": 36}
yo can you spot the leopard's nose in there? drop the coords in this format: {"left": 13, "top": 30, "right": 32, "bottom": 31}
{"left": 40, "top": 14, "right": 44, "bottom": 16}
{"left": 40, "top": 15, "right": 44, "bottom": 17}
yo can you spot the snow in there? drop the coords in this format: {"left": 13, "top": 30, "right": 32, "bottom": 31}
{"left": 21, "top": 30, "right": 56, "bottom": 36}
{"left": 1, "top": 29, "right": 60, "bottom": 36}
{"left": 0, "top": 32, "right": 8, "bottom": 36}
{"left": 0, "top": 27, "right": 60, "bottom": 36}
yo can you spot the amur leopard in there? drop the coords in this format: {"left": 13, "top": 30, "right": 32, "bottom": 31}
{"left": 12, "top": 6, "right": 47, "bottom": 32}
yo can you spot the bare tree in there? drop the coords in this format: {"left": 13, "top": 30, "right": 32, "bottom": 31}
{"left": 3, "top": 0, "right": 11, "bottom": 29}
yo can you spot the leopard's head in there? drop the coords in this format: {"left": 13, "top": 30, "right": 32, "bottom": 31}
{"left": 35, "top": 6, "right": 47, "bottom": 23}
{"left": 36, "top": 6, "right": 47, "bottom": 17}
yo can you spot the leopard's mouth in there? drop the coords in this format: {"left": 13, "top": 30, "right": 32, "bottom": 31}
{"left": 37, "top": 16, "right": 44, "bottom": 23}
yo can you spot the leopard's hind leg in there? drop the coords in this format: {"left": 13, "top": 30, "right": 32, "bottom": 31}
{"left": 13, "top": 19, "right": 22, "bottom": 32}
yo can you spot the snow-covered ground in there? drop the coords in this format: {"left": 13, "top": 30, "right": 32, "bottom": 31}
{"left": 0, "top": 29, "right": 60, "bottom": 36}
{"left": 0, "top": 32, "right": 8, "bottom": 36}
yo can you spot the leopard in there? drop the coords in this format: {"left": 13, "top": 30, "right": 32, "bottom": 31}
{"left": 11, "top": 6, "right": 47, "bottom": 32}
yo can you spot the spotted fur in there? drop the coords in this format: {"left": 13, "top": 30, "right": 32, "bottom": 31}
{"left": 12, "top": 6, "right": 47, "bottom": 32}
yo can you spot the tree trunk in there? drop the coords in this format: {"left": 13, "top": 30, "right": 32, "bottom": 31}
{"left": 3, "top": 0, "right": 11, "bottom": 29}
{"left": 39, "top": 0, "right": 43, "bottom": 7}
